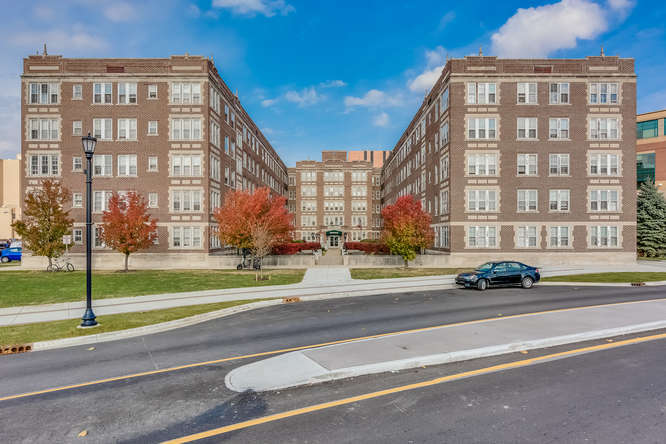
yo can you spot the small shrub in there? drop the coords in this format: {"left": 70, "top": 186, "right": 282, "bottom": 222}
{"left": 272, "top": 242, "right": 321, "bottom": 255}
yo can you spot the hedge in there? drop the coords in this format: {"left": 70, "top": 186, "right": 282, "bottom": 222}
{"left": 272, "top": 242, "right": 321, "bottom": 255}
{"left": 343, "top": 241, "right": 389, "bottom": 254}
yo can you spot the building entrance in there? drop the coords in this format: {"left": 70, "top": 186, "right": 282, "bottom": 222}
{"left": 326, "top": 230, "right": 342, "bottom": 248}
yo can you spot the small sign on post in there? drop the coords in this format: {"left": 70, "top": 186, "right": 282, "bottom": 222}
{"left": 62, "top": 235, "right": 72, "bottom": 245}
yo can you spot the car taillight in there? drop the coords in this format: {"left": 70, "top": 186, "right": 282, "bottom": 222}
{"left": 536, "top": 268, "right": 540, "bottom": 274}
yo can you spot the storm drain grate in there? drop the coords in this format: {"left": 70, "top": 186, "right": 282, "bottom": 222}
{"left": 283, "top": 297, "right": 301, "bottom": 304}
{"left": 0, "top": 344, "right": 33, "bottom": 355}
{"left": 631, "top": 282, "right": 646, "bottom": 287}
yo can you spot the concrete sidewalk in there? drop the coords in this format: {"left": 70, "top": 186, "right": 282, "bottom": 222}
{"left": 2, "top": 262, "right": 664, "bottom": 327}
{"left": 225, "top": 297, "right": 666, "bottom": 392}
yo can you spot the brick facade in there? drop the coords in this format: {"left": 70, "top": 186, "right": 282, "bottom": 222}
{"left": 21, "top": 53, "right": 288, "bottom": 254}
{"left": 381, "top": 55, "right": 637, "bottom": 258}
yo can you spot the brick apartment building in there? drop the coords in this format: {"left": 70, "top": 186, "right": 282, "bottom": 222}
{"left": 636, "top": 109, "right": 666, "bottom": 193}
{"left": 20, "top": 52, "right": 288, "bottom": 260}
{"left": 381, "top": 54, "right": 637, "bottom": 265}
{"left": 288, "top": 150, "right": 388, "bottom": 247}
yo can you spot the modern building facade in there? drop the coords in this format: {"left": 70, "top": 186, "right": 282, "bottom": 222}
{"left": 381, "top": 54, "right": 637, "bottom": 264}
{"left": 288, "top": 150, "right": 387, "bottom": 247}
{"left": 636, "top": 109, "right": 666, "bottom": 192}
{"left": 0, "top": 155, "right": 21, "bottom": 239}
{"left": 20, "top": 52, "right": 288, "bottom": 257}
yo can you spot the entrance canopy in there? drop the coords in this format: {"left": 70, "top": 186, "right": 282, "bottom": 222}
{"left": 326, "top": 230, "right": 342, "bottom": 236}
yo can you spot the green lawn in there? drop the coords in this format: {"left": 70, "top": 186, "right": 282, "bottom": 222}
{"left": 350, "top": 268, "right": 472, "bottom": 280}
{"left": 0, "top": 298, "right": 273, "bottom": 346}
{"left": 542, "top": 272, "right": 666, "bottom": 283}
{"left": 0, "top": 269, "right": 304, "bottom": 308}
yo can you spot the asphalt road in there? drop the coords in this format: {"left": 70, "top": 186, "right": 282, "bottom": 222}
{"left": 1, "top": 285, "right": 665, "bottom": 443}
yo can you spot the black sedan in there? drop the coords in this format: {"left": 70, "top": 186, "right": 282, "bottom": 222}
{"left": 455, "top": 261, "right": 540, "bottom": 291}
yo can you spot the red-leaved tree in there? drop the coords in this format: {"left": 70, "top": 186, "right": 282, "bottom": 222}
{"left": 381, "top": 195, "right": 433, "bottom": 268}
{"left": 213, "top": 187, "right": 293, "bottom": 278}
{"left": 100, "top": 192, "right": 158, "bottom": 272}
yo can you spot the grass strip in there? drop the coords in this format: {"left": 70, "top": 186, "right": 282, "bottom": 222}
{"left": 542, "top": 272, "right": 666, "bottom": 283}
{"left": 350, "top": 268, "right": 471, "bottom": 280}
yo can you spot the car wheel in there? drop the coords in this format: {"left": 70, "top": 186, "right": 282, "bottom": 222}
{"left": 521, "top": 276, "right": 534, "bottom": 289}
{"left": 0, "top": 256, "right": 8, "bottom": 263}
{"left": 476, "top": 279, "right": 488, "bottom": 291}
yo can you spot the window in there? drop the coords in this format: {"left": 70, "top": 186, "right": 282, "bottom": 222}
{"left": 210, "top": 190, "right": 220, "bottom": 211}
{"left": 301, "top": 186, "right": 317, "bottom": 197}
{"left": 549, "top": 189, "right": 570, "bottom": 211}
{"left": 72, "top": 193, "right": 83, "bottom": 208}
{"left": 467, "top": 226, "right": 497, "bottom": 248}
{"left": 209, "top": 87, "right": 221, "bottom": 114}
{"left": 589, "top": 226, "right": 619, "bottom": 248}
{"left": 28, "top": 118, "right": 59, "bottom": 140}
{"left": 29, "top": 154, "right": 59, "bottom": 176}
{"left": 324, "top": 186, "right": 344, "bottom": 197}
{"left": 93, "top": 155, "right": 112, "bottom": 176}
{"left": 301, "top": 171, "right": 317, "bottom": 182}
{"left": 517, "top": 118, "right": 538, "bottom": 139}
{"left": 440, "top": 121, "right": 449, "bottom": 145}
{"left": 171, "top": 118, "right": 202, "bottom": 140}
{"left": 93, "top": 83, "right": 112, "bottom": 104}
{"left": 148, "top": 121, "right": 158, "bottom": 135}
{"left": 171, "top": 189, "right": 202, "bottom": 212}
{"left": 440, "top": 154, "right": 449, "bottom": 180}
{"left": 289, "top": 175, "right": 295, "bottom": 186}
{"left": 210, "top": 155, "right": 220, "bottom": 180}
{"left": 324, "top": 215, "right": 344, "bottom": 226}
{"left": 589, "top": 153, "right": 620, "bottom": 176}
{"left": 93, "top": 118, "right": 112, "bottom": 140}
{"left": 550, "top": 83, "right": 569, "bottom": 104}
{"left": 302, "top": 200, "right": 317, "bottom": 212}
{"left": 589, "top": 83, "right": 618, "bottom": 104}
{"left": 467, "top": 82, "right": 496, "bottom": 104}
{"left": 351, "top": 215, "right": 367, "bottom": 227}
{"left": 301, "top": 215, "right": 317, "bottom": 227}
{"left": 549, "top": 154, "right": 570, "bottom": 176}
{"left": 72, "top": 156, "right": 82, "bottom": 172}
{"left": 467, "top": 117, "right": 497, "bottom": 139}
{"left": 517, "top": 190, "right": 538, "bottom": 212}
{"left": 441, "top": 88, "right": 449, "bottom": 112}
{"left": 351, "top": 201, "right": 366, "bottom": 212}
{"left": 171, "top": 154, "right": 202, "bottom": 177}
{"left": 72, "top": 120, "right": 82, "bottom": 136}
{"left": 29, "top": 82, "right": 59, "bottom": 104}
{"left": 148, "top": 192, "right": 158, "bottom": 208}
{"left": 549, "top": 118, "right": 569, "bottom": 139}
{"left": 148, "top": 84, "right": 158, "bottom": 99}
{"left": 637, "top": 152, "right": 656, "bottom": 186}
{"left": 139, "top": 157, "right": 156, "bottom": 174}
{"left": 324, "top": 171, "right": 344, "bottom": 182}
{"left": 440, "top": 190, "right": 449, "bottom": 214}
{"left": 351, "top": 171, "right": 367, "bottom": 182}
{"left": 224, "top": 104, "right": 230, "bottom": 124}
{"left": 467, "top": 153, "right": 497, "bottom": 176}
{"left": 589, "top": 189, "right": 619, "bottom": 212}
{"left": 517, "top": 226, "right": 538, "bottom": 248}
{"left": 171, "top": 226, "right": 202, "bottom": 248}
{"left": 517, "top": 154, "right": 538, "bottom": 176}
{"left": 549, "top": 226, "right": 570, "bottom": 247}
{"left": 637, "top": 120, "right": 658, "bottom": 139}
{"left": 117, "top": 118, "right": 137, "bottom": 140}
{"left": 589, "top": 117, "right": 620, "bottom": 140}
{"left": 324, "top": 201, "right": 344, "bottom": 212}
{"left": 467, "top": 189, "right": 498, "bottom": 212}
{"left": 224, "top": 136, "right": 230, "bottom": 154}
{"left": 117, "top": 155, "right": 137, "bottom": 176}
{"left": 72, "top": 84, "right": 82, "bottom": 100}
{"left": 118, "top": 83, "right": 137, "bottom": 104}
{"left": 171, "top": 83, "right": 202, "bottom": 104}
{"left": 210, "top": 120, "right": 220, "bottom": 147}
{"left": 73, "top": 228, "right": 83, "bottom": 245}
{"left": 93, "top": 191, "right": 113, "bottom": 212}
{"left": 351, "top": 186, "right": 367, "bottom": 197}
{"left": 517, "top": 83, "right": 537, "bottom": 104}
{"left": 225, "top": 167, "right": 230, "bottom": 186}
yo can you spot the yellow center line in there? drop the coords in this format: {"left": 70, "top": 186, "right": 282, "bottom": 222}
{"left": 0, "top": 296, "right": 663, "bottom": 403}
{"left": 162, "top": 331, "right": 666, "bottom": 443}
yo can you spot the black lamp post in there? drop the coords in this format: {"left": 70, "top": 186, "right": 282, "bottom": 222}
{"left": 80, "top": 133, "right": 98, "bottom": 328}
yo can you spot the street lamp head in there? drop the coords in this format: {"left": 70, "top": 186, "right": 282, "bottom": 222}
{"left": 81, "top": 133, "right": 97, "bottom": 158}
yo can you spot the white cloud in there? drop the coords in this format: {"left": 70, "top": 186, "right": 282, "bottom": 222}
{"left": 408, "top": 65, "right": 444, "bottom": 93}
{"left": 104, "top": 1, "right": 137, "bottom": 22}
{"left": 284, "top": 87, "right": 320, "bottom": 106}
{"left": 319, "top": 80, "right": 347, "bottom": 88}
{"left": 187, "top": 4, "right": 202, "bottom": 17}
{"left": 212, "top": 0, "right": 294, "bottom": 17}
{"left": 490, "top": 0, "right": 634, "bottom": 58}
{"left": 344, "top": 89, "right": 403, "bottom": 109}
{"left": 10, "top": 29, "right": 107, "bottom": 52}
{"left": 438, "top": 11, "right": 456, "bottom": 30}
{"left": 373, "top": 112, "right": 390, "bottom": 127}
{"left": 261, "top": 98, "right": 278, "bottom": 107}
{"left": 425, "top": 46, "right": 446, "bottom": 67}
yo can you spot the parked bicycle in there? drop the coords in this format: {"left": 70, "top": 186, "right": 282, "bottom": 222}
{"left": 46, "top": 256, "right": 75, "bottom": 272}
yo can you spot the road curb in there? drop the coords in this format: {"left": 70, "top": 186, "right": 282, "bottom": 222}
{"left": 225, "top": 320, "right": 666, "bottom": 393}
{"left": 539, "top": 280, "right": 666, "bottom": 287}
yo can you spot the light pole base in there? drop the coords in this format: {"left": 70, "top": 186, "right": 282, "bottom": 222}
{"left": 79, "top": 308, "right": 98, "bottom": 328}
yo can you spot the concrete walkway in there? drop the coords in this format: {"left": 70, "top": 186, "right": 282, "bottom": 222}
{"left": 225, "top": 297, "right": 666, "bottom": 392}
{"left": 2, "top": 262, "right": 664, "bottom": 327}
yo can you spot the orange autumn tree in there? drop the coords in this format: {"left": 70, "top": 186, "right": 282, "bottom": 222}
{"left": 381, "top": 195, "right": 434, "bottom": 268}
{"left": 100, "top": 192, "right": 158, "bottom": 272}
{"left": 213, "top": 187, "right": 292, "bottom": 279}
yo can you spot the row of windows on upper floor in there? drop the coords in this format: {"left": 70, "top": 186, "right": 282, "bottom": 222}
{"left": 637, "top": 119, "right": 665, "bottom": 139}
{"left": 295, "top": 171, "right": 379, "bottom": 183}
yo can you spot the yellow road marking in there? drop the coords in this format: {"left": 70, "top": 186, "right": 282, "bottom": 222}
{"left": 1, "top": 296, "right": 664, "bottom": 403}
{"left": 163, "top": 331, "right": 666, "bottom": 443}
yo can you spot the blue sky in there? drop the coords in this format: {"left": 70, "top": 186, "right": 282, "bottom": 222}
{"left": 1, "top": 0, "right": 665, "bottom": 165}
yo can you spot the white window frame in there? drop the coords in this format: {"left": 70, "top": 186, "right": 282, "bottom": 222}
{"left": 467, "top": 226, "right": 497, "bottom": 248}
{"left": 467, "top": 82, "right": 496, "bottom": 104}
{"left": 467, "top": 152, "right": 498, "bottom": 176}
{"left": 117, "top": 118, "right": 137, "bottom": 140}
{"left": 589, "top": 83, "right": 619, "bottom": 105}
{"left": 148, "top": 120, "right": 158, "bottom": 135}
{"left": 93, "top": 190, "right": 113, "bottom": 213}
{"left": 517, "top": 117, "right": 538, "bottom": 140}
{"left": 589, "top": 189, "right": 619, "bottom": 212}
{"left": 549, "top": 83, "right": 569, "bottom": 104}
{"left": 148, "top": 84, "right": 158, "bottom": 99}
{"left": 517, "top": 189, "right": 538, "bottom": 212}
{"left": 72, "top": 156, "right": 83, "bottom": 172}
{"left": 549, "top": 118, "right": 569, "bottom": 139}
{"left": 171, "top": 154, "right": 202, "bottom": 177}
{"left": 467, "top": 117, "right": 497, "bottom": 140}
{"left": 170, "top": 117, "right": 202, "bottom": 141}
{"left": 118, "top": 82, "right": 137, "bottom": 104}
{"left": 517, "top": 154, "right": 538, "bottom": 176}
{"left": 93, "top": 83, "right": 112, "bottom": 104}
{"left": 467, "top": 189, "right": 498, "bottom": 212}
{"left": 72, "top": 84, "right": 83, "bottom": 100}
{"left": 516, "top": 226, "right": 538, "bottom": 248}
{"left": 171, "top": 226, "right": 203, "bottom": 249}
{"left": 171, "top": 189, "right": 203, "bottom": 213}
{"left": 549, "top": 226, "right": 570, "bottom": 248}
{"left": 589, "top": 226, "right": 619, "bottom": 248}
{"left": 148, "top": 156, "right": 158, "bottom": 172}
{"left": 28, "top": 118, "right": 59, "bottom": 140}
{"left": 29, "top": 82, "right": 59, "bottom": 104}
{"left": 72, "top": 120, "right": 82, "bottom": 136}
{"left": 589, "top": 117, "right": 620, "bottom": 140}
{"left": 589, "top": 153, "right": 620, "bottom": 176}
{"left": 93, "top": 154, "right": 113, "bottom": 177}
{"left": 549, "top": 154, "right": 570, "bottom": 176}
{"left": 28, "top": 154, "right": 59, "bottom": 177}
{"left": 117, "top": 154, "right": 138, "bottom": 176}
{"left": 549, "top": 189, "right": 570, "bottom": 212}
{"left": 93, "top": 118, "right": 113, "bottom": 140}
{"left": 517, "top": 83, "right": 537, "bottom": 104}
{"left": 148, "top": 192, "right": 158, "bottom": 208}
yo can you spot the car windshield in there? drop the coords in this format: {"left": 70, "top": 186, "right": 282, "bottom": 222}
{"left": 475, "top": 262, "right": 494, "bottom": 271}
